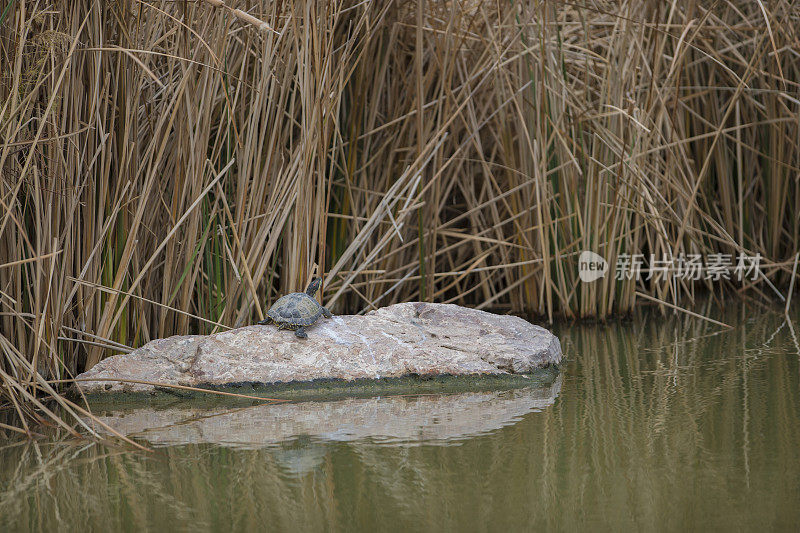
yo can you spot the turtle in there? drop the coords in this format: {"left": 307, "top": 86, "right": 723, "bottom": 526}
{"left": 258, "top": 277, "right": 332, "bottom": 338}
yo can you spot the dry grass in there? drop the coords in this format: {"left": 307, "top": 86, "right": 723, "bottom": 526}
{"left": 1, "top": 0, "right": 799, "bottom": 432}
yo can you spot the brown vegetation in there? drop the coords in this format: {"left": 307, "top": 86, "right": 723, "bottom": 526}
{"left": 1, "top": 0, "right": 798, "bottom": 431}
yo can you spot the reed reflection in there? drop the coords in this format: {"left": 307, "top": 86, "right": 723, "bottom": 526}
{"left": 1, "top": 305, "right": 798, "bottom": 532}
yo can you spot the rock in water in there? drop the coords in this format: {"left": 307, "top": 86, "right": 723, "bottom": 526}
{"left": 75, "top": 302, "right": 562, "bottom": 394}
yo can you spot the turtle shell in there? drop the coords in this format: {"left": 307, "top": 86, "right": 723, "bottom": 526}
{"left": 267, "top": 292, "right": 324, "bottom": 327}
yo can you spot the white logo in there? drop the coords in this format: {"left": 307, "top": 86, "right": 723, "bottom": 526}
{"left": 579, "top": 251, "right": 608, "bottom": 282}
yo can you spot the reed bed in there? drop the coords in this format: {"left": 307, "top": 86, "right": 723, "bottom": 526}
{"left": 1, "top": 0, "right": 799, "bottom": 432}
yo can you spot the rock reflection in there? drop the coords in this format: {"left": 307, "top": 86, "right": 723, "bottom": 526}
{"left": 87, "top": 377, "right": 562, "bottom": 449}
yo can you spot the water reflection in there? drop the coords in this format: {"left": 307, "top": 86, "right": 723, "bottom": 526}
{"left": 85, "top": 378, "right": 562, "bottom": 448}
{"left": 1, "top": 304, "right": 799, "bottom": 532}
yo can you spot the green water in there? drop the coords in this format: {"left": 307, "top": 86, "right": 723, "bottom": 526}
{"left": 2, "top": 305, "right": 799, "bottom": 532}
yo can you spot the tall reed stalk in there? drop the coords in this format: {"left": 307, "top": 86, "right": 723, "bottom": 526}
{"left": 1, "top": 0, "right": 798, "bottom": 431}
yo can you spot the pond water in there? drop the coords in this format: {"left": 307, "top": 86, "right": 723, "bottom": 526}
{"left": 1, "top": 304, "right": 799, "bottom": 531}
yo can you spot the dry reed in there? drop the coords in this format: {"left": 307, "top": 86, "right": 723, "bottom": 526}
{"left": 1, "top": 0, "right": 798, "bottom": 432}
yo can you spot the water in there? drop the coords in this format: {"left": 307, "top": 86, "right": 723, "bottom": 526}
{"left": 2, "top": 304, "right": 799, "bottom": 532}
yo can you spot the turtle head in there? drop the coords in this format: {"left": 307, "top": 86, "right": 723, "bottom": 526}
{"left": 305, "top": 277, "right": 322, "bottom": 296}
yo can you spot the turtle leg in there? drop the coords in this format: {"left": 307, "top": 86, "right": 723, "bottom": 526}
{"left": 321, "top": 307, "right": 332, "bottom": 319}
{"left": 294, "top": 327, "right": 308, "bottom": 339}
{"left": 257, "top": 316, "right": 273, "bottom": 326}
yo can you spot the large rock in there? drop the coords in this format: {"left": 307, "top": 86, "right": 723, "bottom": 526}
{"left": 75, "top": 302, "right": 562, "bottom": 394}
